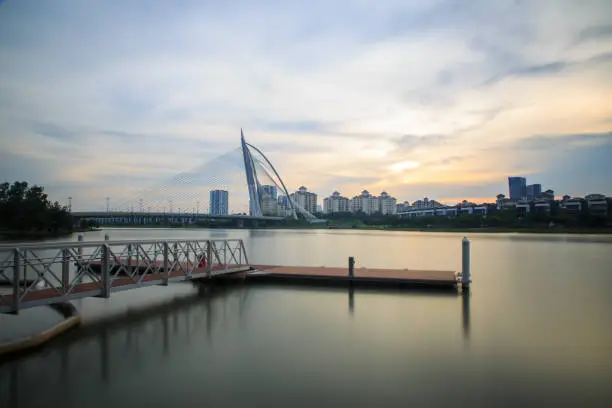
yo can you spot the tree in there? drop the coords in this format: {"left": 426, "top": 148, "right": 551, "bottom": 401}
{"left": 0, "top": 181, "right": 73, "bottom": 233}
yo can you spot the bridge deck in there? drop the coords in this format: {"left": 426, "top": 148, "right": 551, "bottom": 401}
{"left": 249, "top": 265, "right": 459, "bottom": 286}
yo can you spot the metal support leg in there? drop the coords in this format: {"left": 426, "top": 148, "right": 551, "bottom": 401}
{"left": 206, "top": 241, "right": 212, "bottom": 277}
{"left": 62, "top": 248, "right": 70, "bottom": 294}
{"left": 12, "top": 248, "right": 20, "bottom": 313}
{"left": 162, "top": 242, "right": 169, "bottom": 285}
{"left": 101, "top": 244, "right": 111, "bottom": 298}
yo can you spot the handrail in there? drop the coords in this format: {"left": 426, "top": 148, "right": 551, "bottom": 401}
{"left": 0, "top": 238, "right": 245, "bottom": 250}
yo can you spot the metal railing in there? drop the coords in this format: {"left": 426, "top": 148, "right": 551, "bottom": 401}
{"left": 0, "top": 238, "right": 250, "bottom": 313}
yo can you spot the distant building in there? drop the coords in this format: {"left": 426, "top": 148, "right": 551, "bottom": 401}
{"left": 323, "top": 191, "right": 350, "bottom": 214}
{"left": 260, "top": 185, "right": 278, "bottom": 200}
{"left": 277, "top": 195, "right": 293, "bottom": 217}
{"left": 209, "top": 190, "right": 228, "bottom": 215}
{"left": 537, "top": 189, "right": 554, "bottom": 201}
{"left": 379, "top": 192, "right": 397, "bottom": 215}
{"left": 290, "top": 186, "right": 317, "bottom": 214}
{"left": 526, "top": 184, "right": 542, "bottom": 201}
{"left": 350, "top": 190, "right": 379, "bottom": 215}
{"left": 508, "top": 177, "right": 527, "bottom": 201}
{"left": 496, "top": 194, "right": 516, "bottom": 210}
{"left": 411, "top": 197, "right": 445, "bottom": 209}
{"left": 562, "top": 197, "right": 582, "bottom": 214}
{"left": 260, "top": 185, "right": 278, "bottom": 216}
{"left": 396, "top": 201, "right": 412, "bottom": 213}
{"left": 585, "top": 194, "right": 608, "bottom": 216}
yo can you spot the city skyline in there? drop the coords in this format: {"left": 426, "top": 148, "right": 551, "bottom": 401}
{"left": 1, "top": 1, "right": 611, "bottom": 210}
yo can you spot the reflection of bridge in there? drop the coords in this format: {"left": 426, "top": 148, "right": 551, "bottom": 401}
{"left": 0, "top": 283, "right": 251, "bottom": 407}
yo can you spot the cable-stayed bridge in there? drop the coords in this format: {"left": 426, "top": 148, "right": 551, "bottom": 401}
{"left": 75, "top": 129, "right": 322, "bottom": 225}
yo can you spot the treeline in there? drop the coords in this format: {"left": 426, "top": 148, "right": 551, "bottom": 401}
{"left": 0, "top": 181, "right": 73, "bottom": 233}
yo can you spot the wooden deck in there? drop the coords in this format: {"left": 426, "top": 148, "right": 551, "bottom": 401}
{"left": 249, "top": 265, "right": 459, "bottom": 286}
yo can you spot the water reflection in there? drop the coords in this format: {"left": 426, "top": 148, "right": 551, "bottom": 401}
{"left": 462, "top": 288, "right": 471, "bottom": 341}
{"left": 0, "top": 283, "right": 246, "bottom": 407}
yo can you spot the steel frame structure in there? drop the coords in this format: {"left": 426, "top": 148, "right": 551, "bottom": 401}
{"left": 0, "top": 238, "right": 250, "bottom": 313}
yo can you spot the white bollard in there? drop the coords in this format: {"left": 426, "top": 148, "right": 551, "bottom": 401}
{"left": 462, "top": 237, "right": 471, "bottom": 287}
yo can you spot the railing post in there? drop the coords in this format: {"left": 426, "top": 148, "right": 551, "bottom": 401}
{"left": 462, "top": 237, "right": 471, "bottom": 288}
{"left": 206, "top": 241, "right": 212, "bottom": 277}
{"left": 101, "top": 244, "right": 111, "bottom": 298}
{"left": 240, "top": 240, "right": 249, "bottom": 265}
{"left": 223, "top": 241, "right": 228, "bottom": 268}
{"left": 77, "top": 234, "right": 84, "bottom": 264}
{"left": 162, "top": 242, "right": 169, "bottom": 285}
{"left": 62, "top": 248, "right": 70, "bottom": 293}
{"left": 348, "top": 256, "right": 355, "bottom": 278}
{"left": 127, "top": 244, "right": 133, "bottom": 276}
{"left": 12, "top": 248, "right": 20, "bottom": 313}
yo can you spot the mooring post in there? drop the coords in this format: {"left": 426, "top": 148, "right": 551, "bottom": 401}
{"left": 348, "top": 256, "right": 355, "bottom": 277}
{"left": 462, "top": 237, "right": 471, "bottom": 288}
{"left": 104, "top": 233, "right": 109, "bottom": 241}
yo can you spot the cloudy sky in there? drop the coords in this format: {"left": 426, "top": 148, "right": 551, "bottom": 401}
{"left": 1, "top": 0, "right": 611, "bottom": 212}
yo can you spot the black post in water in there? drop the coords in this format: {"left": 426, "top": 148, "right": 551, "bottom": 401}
{"left": 348, "top": 256, "right": 355, "bottom": 277}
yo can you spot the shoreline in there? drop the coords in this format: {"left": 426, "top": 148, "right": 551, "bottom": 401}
{"left": 0, "top": 227, "right": 91, "bottom": 242}
{"left": 96, "top": 224, "right": 612, "bottom": 235}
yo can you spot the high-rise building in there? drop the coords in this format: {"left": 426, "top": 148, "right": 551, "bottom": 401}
{"left": 379, "top": 191, "right": 397, "bottom": 215}
{"left": 508, "top": 177, "right": 527, "bottom": 201}
{"left": 260, "top": 185, "right": 278, "bottom": 200}
{"left": 209, "top": 190, "right": 229, "bottom": 215}
{"left": 323, "top": 191, "right": 350, "bottom": 214}
{"left": 260, "top": 185, "right": 279, "bottom": 216}
{"left": 350, "top": 190, "right": 379, "bottom": 215}
{"left": 526, "top": 184, "right": 542, "bottom": 201}
{"left": 290, "top": 186, "right": 317, "bottom": 214}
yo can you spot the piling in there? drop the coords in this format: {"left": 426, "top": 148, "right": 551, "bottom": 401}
{"left": 104, "top": 233, "right": 110, "bottom": 241}
{"left": 462, "top": 237, "right": 471, "bottom": 288}
{"left": 348, "top": 256, "right": 355, "bottom": 277}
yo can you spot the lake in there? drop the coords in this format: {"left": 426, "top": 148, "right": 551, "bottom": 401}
{"left": 1, "top": 228, "right": 612, "bottom": 407}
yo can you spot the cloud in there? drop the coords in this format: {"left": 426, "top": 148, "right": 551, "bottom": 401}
{"left": 577, "top": 24, "right": 612, "bottom": 43}
{"left": 0, "top": 0, "right": 611, "bottom": 210}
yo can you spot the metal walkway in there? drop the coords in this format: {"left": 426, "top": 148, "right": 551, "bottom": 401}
{"left": 0, "top": 239, "right": 250, "bottom": 313}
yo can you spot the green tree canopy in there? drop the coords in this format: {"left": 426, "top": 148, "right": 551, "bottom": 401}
{"left": 0, "top": 181, "right": 73, "bottom": 232}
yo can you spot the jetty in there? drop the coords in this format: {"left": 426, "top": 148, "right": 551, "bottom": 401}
{"left": 0, "top": 236, "right": 471, "bottom": 314}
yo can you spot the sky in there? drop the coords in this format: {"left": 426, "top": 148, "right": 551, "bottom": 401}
{"left": 0, "top": 0, "right": 611, "bottom": 211}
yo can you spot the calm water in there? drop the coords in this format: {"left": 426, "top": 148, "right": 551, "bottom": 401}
{"left": 1, "top": 228, "right": 612, "bottom": 407}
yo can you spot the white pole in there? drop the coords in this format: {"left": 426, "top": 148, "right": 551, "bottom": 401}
{"left": 462, "top": 237, "right": 471, "bottom": 287}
